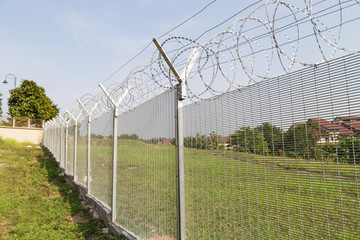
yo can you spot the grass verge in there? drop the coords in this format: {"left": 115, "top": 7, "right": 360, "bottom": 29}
{"left": 0, "top": 137, "right": 124, "bottom": 240}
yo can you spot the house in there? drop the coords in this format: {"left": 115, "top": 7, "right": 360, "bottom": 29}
{"left": 151, "top": 137, "right": 172, "bottom": 145}
{"left": 288, "top": 116, "right": 359, "bottom": 145}
{"left": 217, "top": 136, "right": 230, "bottom": 149}
{"left": 333, "top": 116, "right": 360, "bottom": 135}
{"left": 307, "top": 118, "right": 355, "bottom": 144}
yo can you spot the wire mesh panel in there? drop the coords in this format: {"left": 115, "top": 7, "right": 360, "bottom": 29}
{"left": 77, "top": 119, "right": 88, "bottom": 186}
{"left": 60, "top": 127, "right": 66, "bottom": 168}
{"left": 116, "top": 89, "right": 177, "bottom": 239}
{"left": 90, "top": 110, "right": 113, "bottom": 207}
{"left": 183, "top": 53, "right": 360, "bottom": 239}
{"left": 67, "top": 119, "right": 76, "bottom": 175}
{"left": 41, "top": 1, "right": 360, "bottom": 237}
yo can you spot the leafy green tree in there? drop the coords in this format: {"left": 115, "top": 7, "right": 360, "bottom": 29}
{"left": 228, "top": 126, "right": 269, "bottom": 154}
{"left": 209, "top": 131, "right": 219, "bottom": 149}
{"left": 255, "top": 122, "right": 283, "bottom": 155}
{"left": 119, "top": 134, "right": 139, "bottom": 140}
{"left": 184, "top": 132, "right": 219, "bottom": 150}
{"left": 283, "top": 123, "right": 318, "bottom": 158}
{"left": 8, "top": 80, "right": 59, "bottom": 120}
{"left": 195, "top": 133, "right": 207, "bottom": 149}
{"left": 339, "top": 136, "right": 360, "bottom": 164}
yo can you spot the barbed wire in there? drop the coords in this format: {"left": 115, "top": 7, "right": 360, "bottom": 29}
{"left": 50, "top": 0, "right": 360, "bottom": 123}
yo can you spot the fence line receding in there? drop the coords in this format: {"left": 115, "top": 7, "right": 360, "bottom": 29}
{"left": 43, "top": 1, "right": 360, "bottom": 239}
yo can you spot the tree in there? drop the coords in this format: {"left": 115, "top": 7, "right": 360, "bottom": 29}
{"left": 119, "top": 134, "right": 139, "bottom": 140}
{"left": 228, "top": 126, "right": 269, "bottom": 154}
{"left": 283, "top": 123, "right": 318, "bottom": 158}
{"left": 339, "top": 136, "right": 360, "bottom": 164}
{"left": 8, "top": 80, "right": 59, "bottom": 120}
{"left": 255, "top": 122, "right": 283, "bottom": 155}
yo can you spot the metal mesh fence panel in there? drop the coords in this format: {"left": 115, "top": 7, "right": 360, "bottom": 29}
{"left": 67, "top": 119, "right": 76, "bottom": 175}
{"left": 90, "top": 110, "right": 114, "bottom": 207}
{"left": 116, "top": 89, "right": 177, "bottom": 239}
{"left": 41, "top": 1, "right": 360, "bottom": 237}
{"left": 55, "top": 127, "right": 60, "bottom": 162}
{"left": 30, "top": 119, "right": 43, "bottom": 128}
{"left": 14, "top": 117, "right": 28, "bottom": 128}
{"left": 77, "top": 119, "right": 88, "bottom": 186}
{"left": 183, "top": 53, "right": 360, "bottom": 239}
{"left": 60, "top": 127, "right": 65, "bottom": 168}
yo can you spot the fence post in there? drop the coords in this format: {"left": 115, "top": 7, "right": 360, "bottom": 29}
{"left": 99, "top": 83, "right": 130, "bottom": 222}
{"left": 58, "top": 114, "right": 70, "bottom": 172}
{"left": 58, "top": 118, "right": 64, "bottom": 167}
{"left": 153, "top": 38, "right": 199, "bottom": 240}
{"left": 77, "top": 100, "right": 98, "bottom": 194}
{"left": 67, "top": 110, "right": 82, "bottom": 181}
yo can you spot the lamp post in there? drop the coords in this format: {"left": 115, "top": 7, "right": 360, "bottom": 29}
{"left": 3, "top": 73, "right": 17, "bottom": 88}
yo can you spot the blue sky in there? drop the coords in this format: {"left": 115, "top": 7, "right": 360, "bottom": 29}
{"left": 0, "top": 0, "right": 359, "bottom": 115}
{"left": 0, "top": 0, "right": 250, "bottom": 114}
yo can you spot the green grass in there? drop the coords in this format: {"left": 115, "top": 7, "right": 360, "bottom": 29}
{"left": 69, "top": 138, "right": 360, "bottom": 239}
{"left": 0, "top": 137, "right": 123, "bottom": 240}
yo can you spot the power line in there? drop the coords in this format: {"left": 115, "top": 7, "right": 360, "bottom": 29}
{"left": 101, "top": 0, "right": 218, "bottom": 85}
{"left": 194, "top": 0, "right": 263, "bottom": 42}
{"left": 157, "top": 0, "right": 217, "bottom": 39}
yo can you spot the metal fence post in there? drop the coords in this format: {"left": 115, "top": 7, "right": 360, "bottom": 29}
{"left": 59, "top": 119, "right": 64, "bottom": 167}
{"left": 74, "top": 120, "right": 78, "bottom": 179}
{"left": 99, "top": 83, "right": 130, "bottom": 222}
{"left": 78, "top": 99, "right": 98, "bottom": 194}
{"left": 87, "top": 116, "right": 91, "bottom": 191}
{"left": 59, "top": 114, "right": 70, "bottom": 173}
{"left": 67, "top": 110, "right": 82, "bottom": 180}
{"left": 153, "top": 38, "right": 199, "bottom": 240}
{"left": 65, "top": 125, "right": 68, "bottom": 172}
{"left": 174, "top": 82, "right": 186, "bottom": 240}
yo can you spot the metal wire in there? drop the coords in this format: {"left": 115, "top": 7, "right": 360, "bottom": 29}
{"left": 43, "top": 1, "right": 360, "bottom": 239}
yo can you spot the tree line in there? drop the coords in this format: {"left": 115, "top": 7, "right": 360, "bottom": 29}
{"left": 182, "top": 122, "right": 360, "bottom": 164}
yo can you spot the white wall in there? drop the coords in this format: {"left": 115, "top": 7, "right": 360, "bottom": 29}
{"left": 0, "top": 127, "right": 43, "bottom": 144}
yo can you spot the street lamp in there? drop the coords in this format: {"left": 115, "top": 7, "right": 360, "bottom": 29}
{"left": 3, "top": 73, "right": 17, "bottom": 88}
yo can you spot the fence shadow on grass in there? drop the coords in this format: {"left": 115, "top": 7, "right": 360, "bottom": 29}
{"left": 39, "top": 146, "right": 121, "bottom": 239}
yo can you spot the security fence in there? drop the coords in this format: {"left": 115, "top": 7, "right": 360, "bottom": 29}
{"left": 0, "top": 116, "right": 44, "bottom": 128}
{"left": 43, "top": 1, "right": 360, "bottom": 239}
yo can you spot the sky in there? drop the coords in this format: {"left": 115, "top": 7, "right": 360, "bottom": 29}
{"left": 0, "top": 0, "right": 359, "bottom": 116}
{"left": 0, "top": 0, "right": 253, "bottom": 114}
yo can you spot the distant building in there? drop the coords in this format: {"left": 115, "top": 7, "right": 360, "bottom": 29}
{"left": 289, "top": 116, "right": 359, "bottom": 145}
{"left": 307, "top": 118, "right": 355, "bottom": 144}
{"left": 151, "top": 137, "right": 172, "bottom": 145}
{"left": 333, "top": 116, "right": 360, "bottom": 135}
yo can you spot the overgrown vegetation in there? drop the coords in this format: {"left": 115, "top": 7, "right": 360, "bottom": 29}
{"left": 0, "top": 137, "right": 123, "bottom": 240}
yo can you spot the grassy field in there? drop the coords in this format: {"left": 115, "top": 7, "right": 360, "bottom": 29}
{"left": 0, "top": 137, "right": 122, "bottom": 240}
{"left": 69, "top": 138, "right": 360, "bottom": 239}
